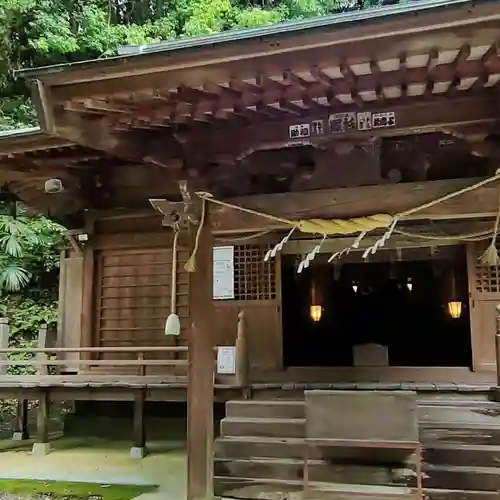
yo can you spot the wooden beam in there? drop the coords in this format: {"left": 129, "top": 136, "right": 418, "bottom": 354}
{"left": 209, "top": 178, "right": 500, "bottom": 233}
{"left": 187, "top": 201, "right": 214, "bottom": 500}
{"left": 53, "top": 109, "right": 184, "bottom": 167}
{"left": 53, "top": 92, "right": 500, "bottom": 165}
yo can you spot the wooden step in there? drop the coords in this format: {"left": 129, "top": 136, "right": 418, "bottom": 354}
{"left": 214, "top": 475, "right": 301, "bottom": 499}
{"left": 226, "top": 399, "right": 305, "bottom": 419}
{"left": 424, "top": 488, "right": 500, "bottom": 500}
{"left": 421, "top": 426, "right": 500, "bottom": 446}
{"left": 424, "top": 443, "right": 500, "bottom": 467}
{"left": 214, "top": 456, "right": 416, "bottom": 485}
{"left": 419, "top": 405, "right": 500, "bottom": 428}
{"left": 424, "top": 464, "right": 500, "bottom": 491}
{"left": 214, "top": 476, "right": 415, "bottom": 500}
{"left": 306, "top": 481, "right": 415, "bottom": 500}
{"left": 220, "top": 417, "right": 305, "bottom": 438}
{"left": 215, "top": 435, "right": 304, "bottom": 460}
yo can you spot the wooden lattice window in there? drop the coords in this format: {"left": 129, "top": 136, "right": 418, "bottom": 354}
{"left": 234, "top": 244, "right": 276, "bottom": 300}
{"left": 472, "top": 243, "right": 500, "bottom": 293}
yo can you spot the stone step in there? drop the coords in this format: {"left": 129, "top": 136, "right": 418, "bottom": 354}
{"left": 226, "top": 399, "right": 305, "bottom": 419}
{"left": 424, "top": 464, "right": 500, "bottom": 491}
{"left": 220, "top": 417, "right": 305, "bottom": 438}
{"left": 215, "top": 435, "right": 304, "bottom": 460}
{"left": 424, "top": 443, "right": 500, "bottom": 467}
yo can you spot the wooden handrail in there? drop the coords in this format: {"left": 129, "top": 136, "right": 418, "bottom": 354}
{"left": 0, "top": 359, "right": 188, "bottom": 366}
{"left": 0, "top": 346, "right": 189, "bottom": 353}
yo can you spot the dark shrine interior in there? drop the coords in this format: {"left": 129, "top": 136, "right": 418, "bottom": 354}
{"left": 281, "top": 247, "right": 471, "bottom": 368}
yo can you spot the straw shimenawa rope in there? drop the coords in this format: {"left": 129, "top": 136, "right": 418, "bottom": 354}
{"left": 184, "top": 196, "right": 207, "bottom": 273}
{"left": 480, "top": 183, "right": 500, "bottom": 266}
{"left": 183, "top": 173, "right": 500, "bottom": 270}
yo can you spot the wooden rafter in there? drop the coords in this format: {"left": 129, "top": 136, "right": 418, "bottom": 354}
{"left": 53, "top": 92, "right": 500, "bottom": 166}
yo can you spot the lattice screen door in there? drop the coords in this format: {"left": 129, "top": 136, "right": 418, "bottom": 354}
{"left": 466, "top": 243, "right": 500, "bottom": 371}
{"left": 213, "top": 244, "right": 282, "bottom": 372}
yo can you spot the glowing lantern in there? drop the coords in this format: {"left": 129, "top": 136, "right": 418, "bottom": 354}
{"left": 309, "top": 305, "right": 323, "bottom": 322}
{"left": 447, "top": 301, "right": 462, "bottom": 319}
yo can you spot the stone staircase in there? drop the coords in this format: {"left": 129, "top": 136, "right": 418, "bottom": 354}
{"left": 214, "top": 396, "right": 500, "bottom": 499}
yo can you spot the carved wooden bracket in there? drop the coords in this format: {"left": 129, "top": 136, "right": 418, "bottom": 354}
{"left": 149, "top": 180, "right": 199, "bottom": 228}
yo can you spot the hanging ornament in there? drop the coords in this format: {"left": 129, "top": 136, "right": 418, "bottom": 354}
{"left": 265, "top": 225, "right": 297, "bottom": 262}
{"left": 165, "top": 222, "right": 181, "bottom": 336}
{"left": 297, "top": 234, "right": 326, "bottom": 273}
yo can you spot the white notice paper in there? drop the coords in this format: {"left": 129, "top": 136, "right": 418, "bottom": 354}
{"left": 213, "top": 246, "right": 235, "bottom": 300}
{"left": 217, "top": 346, "right": 236, "bottom": 374}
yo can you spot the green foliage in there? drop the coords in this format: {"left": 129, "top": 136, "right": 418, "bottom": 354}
{"left": 0, "top": 212, "right": 64, "bottom": 293}
{"left": 0, "top": 295, "right": 58, "bottom": 338}
{"left": 0, "top": 0, "right": 394, "bottom": 130}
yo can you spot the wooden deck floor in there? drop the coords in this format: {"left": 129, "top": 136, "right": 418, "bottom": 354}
{"left": 0, "top": 377, "right": 495, "bottom": 401}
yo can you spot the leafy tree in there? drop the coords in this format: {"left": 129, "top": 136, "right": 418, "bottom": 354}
{"left": 0, "top": 0, "right": 392, "bottom": 130}
{"left": 0, "top": 211, "right": 64, "bottom": 293}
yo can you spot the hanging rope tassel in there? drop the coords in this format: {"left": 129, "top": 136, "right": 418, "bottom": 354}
{"left": 480, "top": 184, "right": 500, "bottom": 266}
{"left": 185, "top": 196, "right": 207, "bottom": 273}
{"left": 165, "top": 224, "right": 181, "bottom": 336}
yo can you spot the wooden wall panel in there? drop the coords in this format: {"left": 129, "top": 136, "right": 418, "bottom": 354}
{"left": 94, "top": 245, "right": 189, "bottom": 373}
{"left": 467, "top": 243, "right": 500, "bottom": 371}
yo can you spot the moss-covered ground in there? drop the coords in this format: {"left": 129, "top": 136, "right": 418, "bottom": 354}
{"left": 0, "top": 479, "right": 156, "bottom": 499}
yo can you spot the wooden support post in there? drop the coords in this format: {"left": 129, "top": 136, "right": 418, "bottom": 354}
{"left": 130, "top": 390, "right": 146, "bottom": 459}
{"left": 235, "top": 310, "right": 251, "bottom": 399}
{"left": 81, "top": 216, "right": 95, "bottom": 364}
{"left": 37, "top": 325, "right": 49, "bottom": 375}
{"left": 33, "top": 390, "right": 50, "bottom": 456}
{"left": 0, "top": 318, "right": 9, "bottom": 375}
{"left": 13, "top": 400, "right": 30, "bottom": 441}
{"left": 187, "top": 201, "right": 215, "bottom": 500}
{"left": 496, "top": 305, "right": 500, "bottom": 392}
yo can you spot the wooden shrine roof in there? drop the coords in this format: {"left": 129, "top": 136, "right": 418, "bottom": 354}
{"left": 14, "top": 0, "right": 500, "bottom": 172}
{"left": 0, "top": 128, "right": 134, "bottom": 226}
{"left": 4, "top": 0, "right": 500, "bottom": 230}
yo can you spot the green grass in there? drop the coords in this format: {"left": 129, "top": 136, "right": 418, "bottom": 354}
{"left": 0, "top": 479, "right": 156, "bottom": 499}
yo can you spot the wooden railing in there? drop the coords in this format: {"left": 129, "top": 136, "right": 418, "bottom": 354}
{"left": 0, "top": 310, "right": 251, "bottom": 390}
{"left": 0, "top": 346, "right": 190, "bottom": 378}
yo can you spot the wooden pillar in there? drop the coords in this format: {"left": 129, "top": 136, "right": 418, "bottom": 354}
{"left": 13, "top": 400, "right": 29, "bottom": 440}
{"left": 495, "top": 305, "right": 500, "bottom": 391}
{"left": 130, "top": 390, "right": 146, "bottom": 459}
{"left": 187, "top": 202, "right": 215, "bottom": 500}
{"left": 33, "top": 390, "right": 50, "bottom": 456}
{"left": 81, "top": 216, "right": 95, "bottom": 362}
